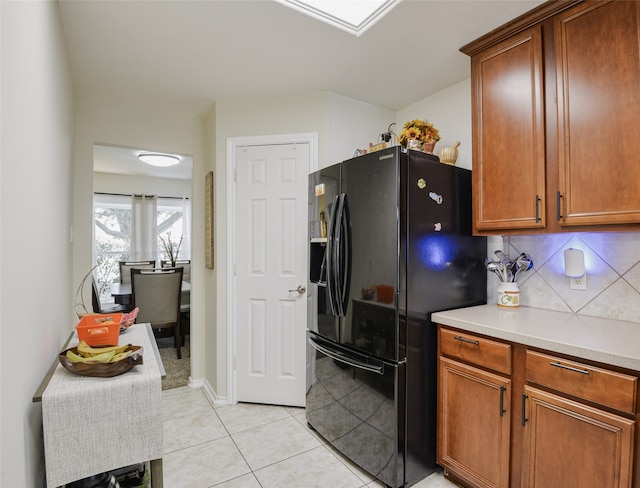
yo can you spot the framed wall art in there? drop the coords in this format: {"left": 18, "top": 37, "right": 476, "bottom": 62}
{"left": 205, "top": 171, "right": 214, "bottom": 269}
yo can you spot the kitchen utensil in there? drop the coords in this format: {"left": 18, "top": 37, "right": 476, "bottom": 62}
{"left": 513, "top": 254, "right": 533, "bottom": 282}
{"left": 485, "top": 259, "right": 504, "bottom": 282}
{"left": 500, "top": 262, "right": 511, "bottom": 282}
{"left": 439, "top": 141, "right": 460, "bottom": 165}
{"left": 508, "top": 253, "right": 525, "bottom": 282}
{"left": 494, "top": 250, "right": 513, "bottom": 281}
{"left": 495, "top": 250, "right": 510, "bottom": 265}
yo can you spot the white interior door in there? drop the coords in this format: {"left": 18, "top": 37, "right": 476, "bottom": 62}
{"left": 235, "top": 143, "right": 309, "bottom": 406}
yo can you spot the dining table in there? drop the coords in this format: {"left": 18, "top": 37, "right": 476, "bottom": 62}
{"left": 34, "top": 323, "right": 165, "bottom": 487}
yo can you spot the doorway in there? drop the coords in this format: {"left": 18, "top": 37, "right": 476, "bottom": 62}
{"left": 92, "top": 143, "right": 193, "bottom": 390}
{"left": 92, "top": 144, "right": 192, "bottom": 304}
{"left": 228, "top": 133, "right": 318, "bottom": 407}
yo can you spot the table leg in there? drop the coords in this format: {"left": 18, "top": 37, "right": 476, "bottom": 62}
{"left": 150, "top": 458, "right": 163, "bottom": 488}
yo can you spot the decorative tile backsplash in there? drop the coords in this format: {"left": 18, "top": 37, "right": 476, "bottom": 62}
{"left": 486, "top": 232, "right": 640, "bottom": 324}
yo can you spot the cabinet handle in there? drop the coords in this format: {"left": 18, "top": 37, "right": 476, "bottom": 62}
{"left": 550, "top": 361, "right": 589, "bottom": 375}
{"left": 556, "top": 191, "right": 563, "bottom": 220}
{"left": 453, "top": 335, "right": 480, "bottom": 346}
{"left": 521, "top": 393, "right": 528, "bottom": 426}
{"left": 499, "top": 386, "right": 506, "bottom": 417}
{"left": 535, "top": 195, "right": 541, "bottom": 223}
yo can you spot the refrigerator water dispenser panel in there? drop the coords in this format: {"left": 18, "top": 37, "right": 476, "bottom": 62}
{"left": 309, "top": 241, "right": 326, "bottom": 284}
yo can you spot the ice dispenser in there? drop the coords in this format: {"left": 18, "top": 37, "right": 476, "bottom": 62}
{"left": 309, "top": 240, "right": 326, "bottom": 284}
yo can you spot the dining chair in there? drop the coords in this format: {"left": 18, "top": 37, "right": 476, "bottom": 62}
{"left": 91, "top": 275, "right": 129, "bottom": 315}
{"left": 160, "top": 260, "right": 191, "bottom": 344}
{"left": 118, "top": 261, "right": 155, "bottom": 309}
{"left": 131, "top": 267, "right": 184, "bottom": 358}
{"left": 161, "top": 259, "right": 191, "bottom": 283}
{"left": 119, "top": 260, "right": 155, "bottom": 284}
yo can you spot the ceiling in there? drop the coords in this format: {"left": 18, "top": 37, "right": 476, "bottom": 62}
{"left": 93, "top": 144, "right": 194, "bottom": 180}
{"left": 58, "top": 0, "right": 545, "bottom": 178}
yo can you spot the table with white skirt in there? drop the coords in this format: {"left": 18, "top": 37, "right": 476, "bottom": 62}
{"left": 35, "top": 323, "right": 165, "bottom": 488}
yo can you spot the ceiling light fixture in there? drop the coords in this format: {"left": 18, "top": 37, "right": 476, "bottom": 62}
{"left": 276, "top": 0, "right": 401, "bottom": 37}
{"left": 138, "top": 153, "right": 181, "bottom": 167}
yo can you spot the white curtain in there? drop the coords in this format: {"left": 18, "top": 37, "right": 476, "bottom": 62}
{"left": 130, "top": 194, "right": 158, "bottom": 262}
{"left": 181, "top": 197, "right": 192, "bottom": 259}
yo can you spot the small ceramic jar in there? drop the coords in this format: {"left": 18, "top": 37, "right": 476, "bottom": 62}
{"left": 497, "top": 282, "right": 520, "bottom": 308}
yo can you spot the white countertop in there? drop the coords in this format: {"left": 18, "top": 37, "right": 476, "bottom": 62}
{"left": 432, "top": 305, "right": 640, "bottom": 372}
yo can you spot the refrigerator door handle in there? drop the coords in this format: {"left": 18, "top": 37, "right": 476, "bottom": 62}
{"left": 333, "top": 194, "right": 345, "bottom": 316}
{"left": 325, "top": 194, "right": 340, "bottom": 316}
{"left": 308, "top": 336, "right": 384, "bottom": 375}
{"left": 340, "top": 194, "right": 352, "bottom": 314}
{"left": 327, "top": 193, "right": 344, "bottom": 317}
{"left": 333, "top": 194, "right": 352, "bottom": 317}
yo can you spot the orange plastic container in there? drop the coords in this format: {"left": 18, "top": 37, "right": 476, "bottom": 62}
{"left": 76, "top": 313, "right": 123, "bottom": 346}
{"left": 376, "top": 285, "right": 394, "bottom": 304}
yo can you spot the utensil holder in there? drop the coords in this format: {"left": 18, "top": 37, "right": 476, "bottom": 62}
{"left": 497, "top": 282, "right": 519, "bottom": 308}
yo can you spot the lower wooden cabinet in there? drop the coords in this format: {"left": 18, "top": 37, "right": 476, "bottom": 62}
{"left": 522, "top": 386, "right": 634, "bottom": 488}
{"left": 438, "top": 357, "right": 511, "bottom": 488}
{"left": 437, "top": 325, "right": 639, "bottom": 488}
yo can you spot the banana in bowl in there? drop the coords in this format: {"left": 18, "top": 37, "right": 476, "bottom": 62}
{"left": 58, "top": 341, "right": 142, "bottom": 377}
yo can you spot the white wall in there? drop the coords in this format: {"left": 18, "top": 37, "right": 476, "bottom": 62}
{"left": 328, "top": 93, "right": 395, "bottom": 166}
{"left": 93, "top": 172, "right": 192, "bottom": 198}
{"left": 1, "top": 1, "right": 76, "bottom": 486}
{"left": 396, "top": 79, "right": 473, "bottom": 170}
{"left": 208, "top": 92, "right": 392, "bottom": 398}
{"left": 394, "top": 79, "right": 502, "bottom": 290}
{"left": 209, "top": 92, "right": 330, "bottom": 398}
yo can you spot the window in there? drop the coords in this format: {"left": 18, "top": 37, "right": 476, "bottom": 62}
{"left": 93, "top": 194, "right": 191, "bottom": 304}
{"left": 94, "top": 194, "right": 131, "bottom": 301}
{"left": 157, "top": 197, "right": 191, "bottom": 265}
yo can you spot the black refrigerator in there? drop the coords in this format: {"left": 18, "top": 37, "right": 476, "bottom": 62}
{"left": 306, "top": 146, "right": 487, "bottom": 487}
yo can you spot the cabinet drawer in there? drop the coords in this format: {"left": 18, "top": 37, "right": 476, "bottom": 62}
{"left": 439, "top": 327, "right": 511, "bottom": 375}
{"left": 525, "top": 350, "right": 637, "bottom": 414}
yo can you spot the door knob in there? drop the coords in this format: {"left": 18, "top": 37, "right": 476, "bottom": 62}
{"left": 289, "top": 285, "right": 306, "bottom": 294}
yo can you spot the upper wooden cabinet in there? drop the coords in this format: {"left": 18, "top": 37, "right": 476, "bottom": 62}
{"left": 469, "top": 25, "right": 546, "bottom": 232}
{"left": 462, "top": 0, "right": 640, "bottom": 234}
{"left": 556, "top": 1, "right": 640, "bottom": 226}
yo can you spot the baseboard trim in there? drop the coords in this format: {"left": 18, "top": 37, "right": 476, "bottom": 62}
{"left": 199, "top": 379, "right": 231, "bottom": 406}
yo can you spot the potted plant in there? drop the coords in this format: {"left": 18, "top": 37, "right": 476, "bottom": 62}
{"left": 159, "top": 232, "right": 183, "bottom": 267}
{"left": 397, "top": 119, "right": 440, "bottom": 154}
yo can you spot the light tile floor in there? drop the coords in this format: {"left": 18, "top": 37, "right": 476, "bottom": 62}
{"left": 161, "top": 386, "right": 459, "bottom": 488}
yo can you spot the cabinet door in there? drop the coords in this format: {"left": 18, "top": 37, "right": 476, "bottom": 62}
{"left": 556, "top": 0, "right": 640, "bottom": 226}
{"left": 438, "top": 357, "right": 511, "bottom": 488}
{"left": 471, "top": 25, "right": 546, "bottom": 232}
{"left": 522, "top": 386, "right": 634, "bottom": 488}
